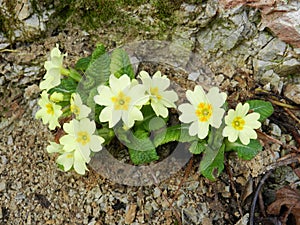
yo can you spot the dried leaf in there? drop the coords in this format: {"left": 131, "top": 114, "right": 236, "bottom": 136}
{"left": 267, "top": 186, "right": 300, "bottom": 225}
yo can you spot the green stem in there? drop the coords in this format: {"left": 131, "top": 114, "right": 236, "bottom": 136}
{"left": 69, "top": 69, "right": 82, "bottom": 82}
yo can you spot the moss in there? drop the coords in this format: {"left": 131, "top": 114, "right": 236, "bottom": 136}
{"left": 0, "top": 0, "right": 19, "bottom": 43}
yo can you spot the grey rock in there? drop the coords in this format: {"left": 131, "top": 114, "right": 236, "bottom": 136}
{"left": 276, "top": 58, "right": 300, "bottom": 75}
{"left": 257, "top": 38, "right": 286, "bottom": 61}
{"left": 0, "top": 181, "right": 6, "bottom": 192}
{"left": 284, "top": 83, "right": 300, "bottom": 104}
{"left": 16, "top": 1, "right": 32, "bottom": 20}
{"left": 270, "top": 123, "right": 282, "bottom": 137}
{"left": 260, "top": 70, "right": 282, "bottom": 93}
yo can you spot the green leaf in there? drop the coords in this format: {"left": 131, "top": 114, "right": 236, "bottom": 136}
{"left": 200, "top": 144, "right": 225, "bottom": 181}
{"left": 48, "top": 77, "right": 78, "bottom": 94}
{"left": 153, "top": 124, "right": 198, "bottom": 147}
{"left": 97, "top": 126, "right": 115, "bottom": 145}
{"left": 189, "top": 140, "right": 206, "bottom": 154}
{"left": 116, "top": 127, "right": 159, "bottom": 165}
{"left": 128, "top": 129, "right": 159, "bottom": 165}
{"left": 110, "top": 48, "right": 134, "bottom": 79}
{"left": 199, "top": 124, "right": 225, "bottom": 180}
{"left": 128, "top": 148, "right": 159, "bottom": 165}
{"left": 91, "top": 44, "right": 106, "bottom": 61}
{"left": 74, "top": 44, "right": 106, "bottom": 72}
{"left": 85, "top": 52, "right": 111, "bottom": 84}
{"left": 225, "top": 139, "right": 262, "bottom": 160}
{"left": 75, "top": 57, "right": 91, "bottom": 71}
{"left": 246, "top": 100, "right": 274, "bottom": 122}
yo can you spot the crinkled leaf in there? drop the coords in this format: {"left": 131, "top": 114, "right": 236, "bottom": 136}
{"left": 91, "top": 44, "right": 106, "bottom": 61}
{"left": 128, "top": 148, "right": 159, "bottom": 165}
{"left": 75, "top": 44, "right": 106, "bottom": 72}
{"left": 153, "top": 124, "right": 198, "bottom": 147}
{"left": 110, "top": 48, "right": 134, "bottom": 79}
{"left": 75, "top": 57, "right": 91, "bottom": 71}
{"left": 225, "top": 139, "right": 262, "bottom": 160}
{"left": 246, "top": 100, "right": 274, "bottom": 122}
{"left": 189, "top": 140, "right": 206, "bottom": 154}
{"left": 128, "top": 129, "right": 158, "bottom": 165}
{"left": 200, "top": 144, "right": 225, "bottom": 181}
{"left": 85, "top": 52, "right": 111, "bottom": 84}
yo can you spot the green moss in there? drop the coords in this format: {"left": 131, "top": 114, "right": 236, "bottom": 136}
{"left": 0, "top": 0, "right": 19, "bottom": 43}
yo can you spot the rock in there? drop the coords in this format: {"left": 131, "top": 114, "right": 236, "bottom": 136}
{"left": 15, "top": 0, "right": 32, "bottom": 20}
{"left": 261, "top": 3, "right": 300, "bottom": 48}
{"left": 284, "top": 83, "right": 300, "bottom": 104}
{"left": 257, "top": 38, "right": 286, "bottom": 61}
{"left": 125, "top": 204, "right": 137, "bottom": 224}
{"left": 153, "top": 187, "right": 161, "bottom": 198}
{"left": 277, "top": 58, "right": 300, "bottom": 75}
{"left": 0, "top": 34, "right": 10, "bottom": 50}
{"left": 234, "top": 213, "right": 249, "bottom": 225}
{"left": 0, "top": 181, "right": 6, "bottom": 192}
{"left": 270, "top": 123, "right": 282, "bottom": 137}
{"left": 260, "top": 70, "right": 282, "bottom": 93}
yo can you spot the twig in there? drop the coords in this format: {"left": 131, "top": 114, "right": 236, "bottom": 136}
{"left": 249, "top": 154, "right": 300, "bottom": 225}
{"left": 258, "top": 191, "right": 266, "bottom": 218}
{"left": 284, "top": 108, "right": 300, "bottom": 125}
{"left": 249, "top": 170, "right": 273, "bottom": 225}
{"left": 257, "top": 130, "right": 282, "bottom": 145}
{"left": 269, "top": 99, "right": 299, "bottom": 110}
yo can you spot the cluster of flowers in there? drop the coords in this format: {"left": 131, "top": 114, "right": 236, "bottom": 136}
{"left": 36, "top": 45, "right": 261, "bottom": 175}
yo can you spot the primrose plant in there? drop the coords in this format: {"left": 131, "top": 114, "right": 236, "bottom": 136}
{"left": 35, "top": 44, "right": 273, "bottom": 180}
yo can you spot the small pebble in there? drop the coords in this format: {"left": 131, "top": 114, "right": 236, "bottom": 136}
{"left": 0, "top": 181, "right": 6, "bottom": 192}
{"left": 125, "top": 204, "right": 137, "bottom": 224}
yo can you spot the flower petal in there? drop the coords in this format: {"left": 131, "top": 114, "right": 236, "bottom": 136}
{"left": 89, "top": 135, "right": 104, "bottom": 152}
{"left": 56, "top": 152, "right": 74, "bottom": 171}
{"left": 197, "top": 121, "right": 209, "bottom": 139}
{"left": 95, "top": 86, "right": 114, "bottom": 106}
{"left": 151, "top": 102, "right": 169, "bottom": 118}
{"left": 207, "top": 87, "right": 227, "bottom": 108}
{"left": 109, "top": 74, "right": 130, "bottom": 92}
{"left": 178, "top": 103, "right": 197, "bottom": 123}
{"left": 244, "top": 113, "right": 261, "bottom": 129}
{"left": 60, "top": 135, "right": 77, "bottom": 152}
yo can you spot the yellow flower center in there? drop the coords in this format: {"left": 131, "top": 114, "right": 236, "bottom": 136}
{"left": 66, "top": 153, "right": 73, "bottom": 159}
{"left": 71, "top": 104, "right": 80, "bottom": 116}
{"left": 232, "top": 116, "right": 245, "bottom": 130}
{"left": 46, "top": 103, "right": 54, "bottom": 115}
{"left": 195, "top": 102, "right": 212, "bottom": 122}
{"left": 150, "top": 87, "right": 162, "bottom": 100}
{"left": 111, "top": 91, "right": 131, "bottom": 110}
{"left": 76, "top": 131, "right": 90, "bottom": 145}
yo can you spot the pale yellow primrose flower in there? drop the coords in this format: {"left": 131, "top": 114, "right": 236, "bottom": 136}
{"left": 39, "top": 44, "right": 67, "bottom": 91}
{"left": 47, "top": 141, "right": 64, "bottom": 153}
{"left": 50, "top": 92, "right": 64, "bottom": 102}
{"left": 35, "top": 91, "right": 63, "bottom": 130}
{"left": 46, "top": 141, "right": 90, "bottom": 175}
{"left": 178, "top": 86, "right": 227, "bottom": 139}
{"left": 94, "top": 74, "right": 149, "bottom": 128}
{"left": 59, "top": 118, "right": 105, "bottom": 162}
{"left": 70, "top": 93, "right": 91, "bottom": 120}
{"left": 56, "top": 150, "right": 89, "bottom": 175}
{"left": 139, "top": 71, "right": 178, "bottom": 118}
{"left": 222, "top": 103, "right": 261, "bottom": 145}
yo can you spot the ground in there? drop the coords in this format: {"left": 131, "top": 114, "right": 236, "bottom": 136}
{"left": 1, "top": 1, "right": 300, "bottom": 225}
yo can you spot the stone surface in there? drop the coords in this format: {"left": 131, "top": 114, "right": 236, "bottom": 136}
{"left": 284, "top": 83, "right": 300, "bottom": 104}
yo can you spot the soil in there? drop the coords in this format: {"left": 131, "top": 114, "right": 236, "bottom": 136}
{"left": 1, "top": 5, "right": 300, "bottom": 225}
